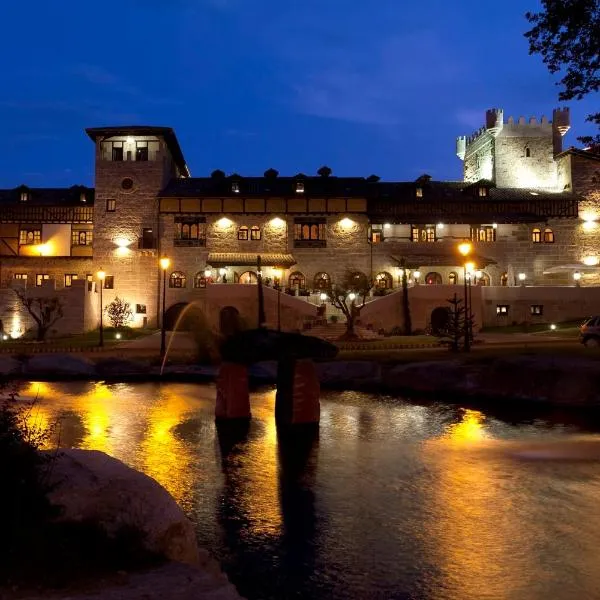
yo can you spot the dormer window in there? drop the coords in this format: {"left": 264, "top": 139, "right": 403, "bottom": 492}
{"left": 415, "top": 187, "right": 423, "bottom": 198}
{"left": 80, "top": 192, "right": 87, "bottom": 203}
{"left": 20, "top": 191, "right": 29, "bottom": 202}
{"left": 296, "top": 181, "right": 305, "bottom": 193}
{"left": 232, "top": 182, "right": 240, "bottom": 193}
{"left": 478, "top": 186, "right": 488, "bottom": 197}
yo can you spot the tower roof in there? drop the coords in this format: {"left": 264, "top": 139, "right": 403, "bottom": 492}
{"left": 85, "top": 126, "right": 189, "bottom": 176}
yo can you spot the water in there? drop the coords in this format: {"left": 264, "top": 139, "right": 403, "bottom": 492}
{"left": 18, "top": 381, "right": 600, "bottom": 600}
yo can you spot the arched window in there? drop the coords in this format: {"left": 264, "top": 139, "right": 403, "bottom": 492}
{"left": 349, "top": 271, "right": 368, "bottom": 290}
{"left": 375, "top": 272, "right": 393, "bottom": 289}
{"left": 239, "top": 271, "right": 257, "bottom": 284}
{"left": 476, "top": 272, "right": 490, "bottom": 286}
{"left": 314, "top": 272, "right": 330, "bottom": 290}
{"left": 288, "top": 271, "right": 306, "bottom": 290}
{"left": 425, "top": 272, "right": 442, "bottom": 285}
{"left": 237, "top": 226, "right": 249, "bottom": 240}
{"left": 544, "top": 227, "right": 555, "bottom": 243}
{"left": 532, "top": 228, "right": 541, "bottom": 243}
{"left": 449, "top": 272, "right": 458, "bottom": 285}
{"left": 250, "top": 226, "right": 261, "bottom": 240}
{"left": 500, "top": 272, "right": 508, "bottom": 286}
{"left": 169, "top": 271, "right": 186, "bottom": 288}
{"left": 193, "top": 272, "right": 206, "bottom": 288}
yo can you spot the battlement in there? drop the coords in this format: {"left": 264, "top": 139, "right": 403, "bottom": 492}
{"left": 457, "top": 107, "right": 571, "bottom": 159}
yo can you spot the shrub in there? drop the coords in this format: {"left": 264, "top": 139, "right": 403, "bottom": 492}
{"left": 105, "top": 297, "right": 133, "bottom": 329}
{"left": 329, "top": 315, "right": 338, "bottom": 324}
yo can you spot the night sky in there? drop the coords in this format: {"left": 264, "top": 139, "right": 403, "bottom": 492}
{"left": 0, "top": 0, "right": 597, "bottom": 187}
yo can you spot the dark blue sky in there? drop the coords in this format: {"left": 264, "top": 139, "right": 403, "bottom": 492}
{"left": 0, "top": 0, "right": 597, "bottom": 187}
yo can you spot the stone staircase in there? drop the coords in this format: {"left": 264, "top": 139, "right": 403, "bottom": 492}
{"left": 302, "top": 321, "right": 384, "bottom": 341}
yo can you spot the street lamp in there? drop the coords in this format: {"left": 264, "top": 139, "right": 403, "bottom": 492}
{"left": 458, "top": 242, "right": 472, "bottom": 351}
{"left": 573, "top": 271, "right": 582, "bottom": 286}
{"left": 159, "top": 257, "right": 170, "bottom": 359}
{"left": 97, "top": 269, "right": 106, "bottom": 347}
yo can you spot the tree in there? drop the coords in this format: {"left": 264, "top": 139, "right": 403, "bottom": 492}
{"left": 14, "top": 290, "right": 63, "bottom": 342}
{"left": 525, "top": 0, "right": 600, "bottom": 144}
{"left": 105, "top": 297, "right": 133, "bottom": 329}
{"left": 325, "top": 271, "right": 372, "bottom": 340}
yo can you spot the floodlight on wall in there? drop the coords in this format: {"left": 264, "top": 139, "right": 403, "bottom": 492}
{"left": 583, "top": 256, "right": 599, "bottom": 266}
{"left": 217, "top": 217, "right": 232, "bottom": 228}
{"left": 219, "top": 268, "right": 227, "bottom": 276}
{"left": 518, "top": 273, "right": 527, "bottom": 284}
{"left": 270, "top": 217, "right": 285, "bottom": 228}
{"left": 340, "top": 218, "right": 354, "bottom": 229}
{"left": 384, "top": 223, "right": 391, "bottom": 229}
{"left": 348, "top": 292, "right": 357, "bottom": 301}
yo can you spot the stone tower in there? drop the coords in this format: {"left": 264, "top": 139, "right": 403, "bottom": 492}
{"left": 457, "top": 107, "right": 570, "bottom": 189}
{"left": 86, "top": 126, "right": 189, "bottom": 327}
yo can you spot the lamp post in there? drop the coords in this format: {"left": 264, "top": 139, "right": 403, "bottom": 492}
{"left": 458, "top": 242, "right": 472, "bottom": 352}
{"left": 573, "top": 271, "right": 582, "bottom": 286}
{"left": 97, "top": 269, "right": 105, "bottom": 347}
{"left": 159, "top": 257, "right": 170, "bottom": 359}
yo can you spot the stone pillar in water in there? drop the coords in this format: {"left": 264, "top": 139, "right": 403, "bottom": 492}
{"left": 215, "top": 363, "right": 251, "bottom": 420}
{"left": 276, "top": 358, "right": 320, "bottom": 426}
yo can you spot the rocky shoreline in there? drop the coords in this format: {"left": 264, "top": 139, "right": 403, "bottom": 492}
{"left": 2, "top": 352, "right": 600, "bottom": 409}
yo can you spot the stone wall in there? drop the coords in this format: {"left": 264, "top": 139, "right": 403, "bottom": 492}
{"left": 0, "top": 257, "right": 93, "bottom": 289}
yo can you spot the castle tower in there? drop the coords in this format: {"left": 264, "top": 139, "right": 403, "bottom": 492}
{"left": 457, "top": 107, "right": 568, "bottom": 189}
{"left": 86, "top": 126, "right": 189, "bottom": 327}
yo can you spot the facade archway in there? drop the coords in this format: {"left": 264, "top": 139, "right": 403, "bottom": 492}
{"left": 288, "top": 271, "right": 306, "bottom": 290}
{"left": 449, "top": 271, "right": 458, "bottom": 285}
{"left": 500, "top": 272, "right": 508, "bottom": 286}
{"left": 375, "top": 271, "right": 393, "bottom": 289}
{"left": 239, "top": 271, "right": 257, "bottom": 284}
{"left": 193, "top": 271, "right": 207, "bottom": 288}
{"left": 425, "top": 272, "right": 442, "bottom": 285}
{"left": 476, "top": 271, "right": 490, "bottom": 286}
{"left": 430, "top": 307, "right": 450, "bottom": 335}
{"left": 314, "top": 272, "right": 330, "bottom": 290}
{"left": 219, "top": 306, "right": 242, "bottom": 337}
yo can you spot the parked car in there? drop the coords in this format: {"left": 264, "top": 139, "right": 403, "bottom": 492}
{"left": 580, "top": 317, "right": 600, "bottom": 347}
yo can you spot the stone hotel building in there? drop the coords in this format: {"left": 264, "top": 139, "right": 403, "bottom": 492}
{"left": 0, "top": 107, "right": 599, "bottom": 338}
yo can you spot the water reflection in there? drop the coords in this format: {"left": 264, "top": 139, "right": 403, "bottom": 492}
{"left": 11, "top": 381, "right": 600, "bottom": 600}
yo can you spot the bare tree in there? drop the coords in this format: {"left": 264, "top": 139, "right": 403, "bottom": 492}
{"left": 14, "top": 290, "right": 64, "bottom": 342}
{"left": 326, "top": 271, "right": 372, "bottom": 340}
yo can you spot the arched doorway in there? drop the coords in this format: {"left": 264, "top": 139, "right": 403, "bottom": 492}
{"left": 449, "top": 272, "right": 458, "bottom": 285}
{"left": 239, "top": 271, "right": 258, "bottom": 284}
{"left": 500, "top": 272, "right": 508, "bottom": 286}
{"left": 375, "top": 271, "right": 393, "bottom": 289}
{"left": 476, "top": 271, "right": 490, "bottom": 286}
{"left": 219, "top": 306, "right": 242, "bottom": 337}
{"left": 288, "top": 271, "right": 306, "bottom": 290}
{"left": 314, "top": 272, "right": 330, "bottom": 291}
{"left": 430, "top": 306, "right": 450, "bottom": 335}
{"left": 425, "top": 272, "right": 442, "bottom": 285}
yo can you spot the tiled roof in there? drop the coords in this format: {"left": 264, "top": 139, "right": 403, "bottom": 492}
{"left": 207, "top": 253, "right": 296, "bottom": 267}
{"left": 0, "top": 185, "right": 94, "bottom": 206}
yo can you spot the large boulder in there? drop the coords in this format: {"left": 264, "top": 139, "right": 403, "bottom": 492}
{"left": 26, "top": 354, "right": 96, "bottom": 377}
{"left": 46, "top": 450, "right": 201, "bottom": 567}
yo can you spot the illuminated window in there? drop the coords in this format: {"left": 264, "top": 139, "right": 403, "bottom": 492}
{"left": 19, "top": 229, "right": 41, "bottom": 245}
{"left": 449, "top": 272, "right": 457, "bottom": 285}
{"left": 478, "top": 186, "right": 488, "bottom": 197}
{"left": 496, "top": 304, "right": 509, "bottom": 315}
{"left": 543, "top": 228, "right": 555, "bottom": 243}
{"left": 471, "top": 225, "right": 496, "bottom": 242}
{"left": 530, "top": 305, "right": 543, "bottom": 315}
{"left": 135, "top": 142, "right": 148, "bottom": 161}
{"left": 288, "top": 271, "right": 306, "bottom": 289}
{"left": 296, "top": 181, "right": 305, "bottom": 193}
{"left": 20, "top": 191, "right": 29, "bottom": 202}
{"left": 80, "top": 192, "right": 87, "bottom": 202}
{"left": 415, "top": 187, "right": 423, "bottom": 198}
{"left": 314, "top": 272, "right": 330, "bottom": 290}
{"left": 174, "top": 216, "right": 206, "bottom": 246}
{"left": 532, "top": 228, "right": 541, "bottom": 243}
{"left": 169, "top": 271, "right": 186, "bottom": 288}
{"left": 232, "top": 182, "right": 240, "bottom": 193}
{"left": 36, "top": 274, "right": 49, "bottom": 287}
{"left": 411, "top": 225, "right": 436, "bottom": 243}
{"left": 103, "top": 276, "right": 114, "bottom": 289}
{"left": 14, "top": 273, "right": 27, "bottom": 281}
{"left": 294, "top": 219, "right": 326, "bottom": 247}
{"left": 64, "top": 274, "right": 78, "bottom": 287}
{"left": 250, "top": 226, "right": 261, "bottom": 240}
{"left": 106, "top": 199, "right": 116, "bottom": 212}
{"left": 86, "top": 274, "right": 93, "bottom": 290}
{"left": 238, "top": 226, "right": 249, "bottom": 240}
{"left": 500, "top": 272, "right": 508, "bottom": 286}
{"left": 371, "top": 229, "right": 382, "bottom": 244}
{"left": 72, "top": 230, "right": 93, "bottom": 246}
{"left": 375, "top": 272, "right": 393, "bottom": 289}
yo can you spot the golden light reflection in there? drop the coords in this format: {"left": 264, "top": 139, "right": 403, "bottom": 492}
{"left": 445, "top": 409, "right": 487, "bottom": 444}
{"left": 77, "top": 382, "right": 114, "bottom": 455}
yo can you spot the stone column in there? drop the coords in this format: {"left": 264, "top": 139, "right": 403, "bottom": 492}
{"left": 276, "top": 358, "right": 320, "bottom": 426}
{"left": 215, "top": 362, "right": 251, "bottom": 421}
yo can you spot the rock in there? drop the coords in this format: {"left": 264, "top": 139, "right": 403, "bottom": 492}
{"left": 0, "top": 356, "right": 22, "bottom": 375}
{"left": 316, "top": 361, "right": 382, "bottom": 386}
{"left": 14, "top": 561, "right": 244, "bottom": 600}
{"left": 26, "top": 354, "right": 96, "bottom": 377}
{"left": 45, "top": 450, "right": 200, "bottom": 567}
